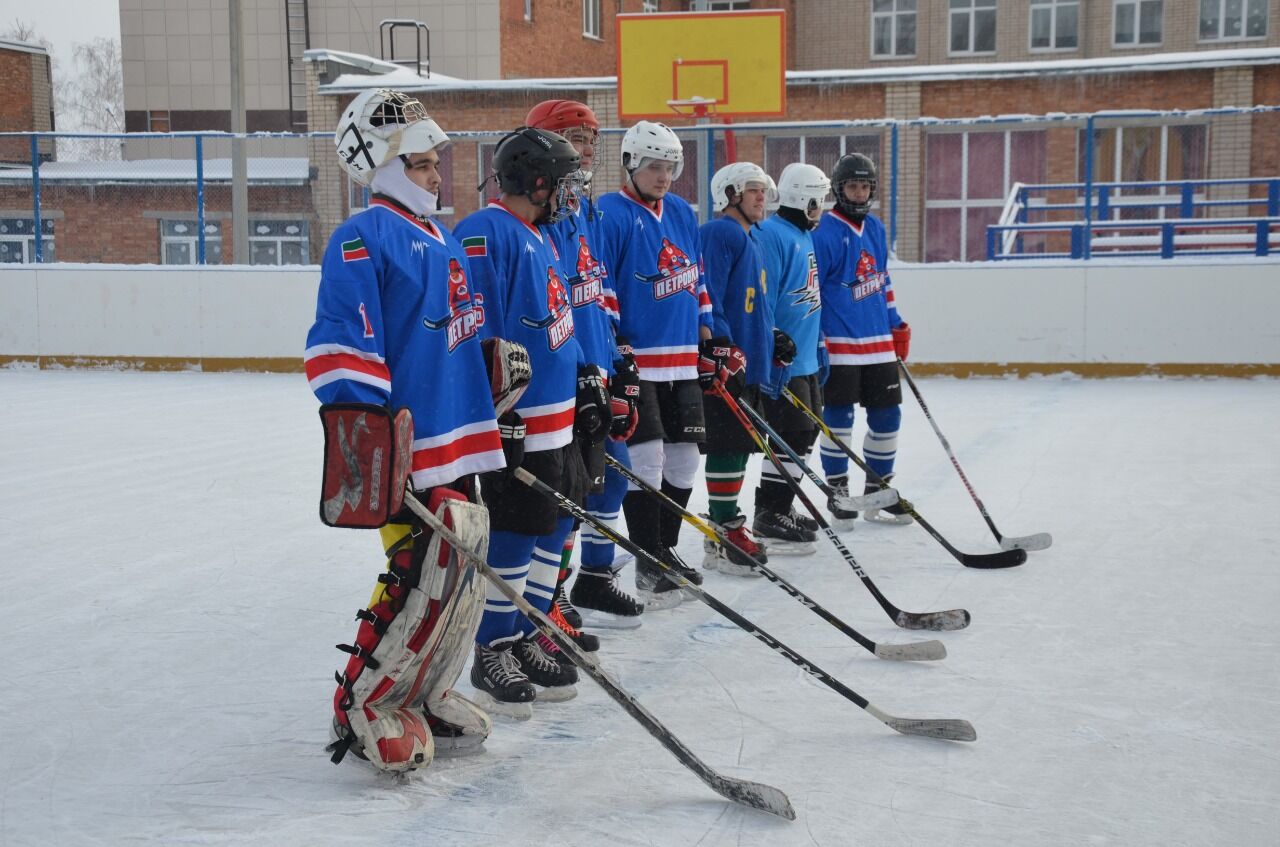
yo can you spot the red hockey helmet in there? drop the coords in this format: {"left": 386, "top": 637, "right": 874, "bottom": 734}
{"left": 525, "top": 100, "right": 599, "bottom": 134}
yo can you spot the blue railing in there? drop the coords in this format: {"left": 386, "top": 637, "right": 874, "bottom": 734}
{"left": 988, "top": 215, "right": 1280, "bottom": 260}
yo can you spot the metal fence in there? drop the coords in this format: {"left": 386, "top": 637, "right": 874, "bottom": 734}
{"left": 1, "top": 104, "right": 1278, "bottom": 266}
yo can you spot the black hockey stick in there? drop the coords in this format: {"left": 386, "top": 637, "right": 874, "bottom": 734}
{"left": 897, "top": 361, "right": 1052, "bottom": 553}
{"left": 398, "top": 491, "right": 796, "bottom": 820}
{"left": 715, "top": 384, "right": 970, "bottom": 631}
{"left": 781, "top": 387, "right": 1029, "bottom": 569}
{"left": 515, "top": 468, "right": 975, "bottom": 742}
{"left": 604, "top": 454, "right": 946, "bottom": 662}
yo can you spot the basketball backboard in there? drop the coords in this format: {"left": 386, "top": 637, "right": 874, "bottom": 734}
{"left": 616, "top": 10, "right": 786, "bottom": 121}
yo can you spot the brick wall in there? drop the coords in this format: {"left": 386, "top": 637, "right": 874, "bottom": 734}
{"left": 0, "top": 48, "right": 36, "bottom": 164}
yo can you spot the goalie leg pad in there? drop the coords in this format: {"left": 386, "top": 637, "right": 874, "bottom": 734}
{"left": 329, "top": 488, "right": 491, "bottom": 772}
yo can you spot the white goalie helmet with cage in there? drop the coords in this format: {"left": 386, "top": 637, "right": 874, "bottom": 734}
{"left": 334, "top": 89, "right": 449, "bottom": 187}
{"left": 620, "top": 120, "right": 685, "bottom": 180}
{"left": 777, "top": 162, "right": 832, "bottom": 223}
{"left": 710, "top": 161, "right": 778, "bottom": 213}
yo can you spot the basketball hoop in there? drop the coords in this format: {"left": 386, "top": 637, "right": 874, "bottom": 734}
{"left": 666, "top": 97, "right": 720, "bottom": 121}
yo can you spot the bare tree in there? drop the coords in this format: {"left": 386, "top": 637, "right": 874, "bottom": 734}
{"left": 63, "top": 37, "right": 125, "bottom": 160}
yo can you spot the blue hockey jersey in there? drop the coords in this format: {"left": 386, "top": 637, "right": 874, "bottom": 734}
{"left": 548, "top": 197, "right": 618, "bottom": 374}
{"left": 304, "top": 197, "right": 503, "bottom": 489}
{"left": 698, "top": 216, "right": 773, "bottom": 386}
{"left": 595, "top": 188, "right": 713, "bottom": 382}
{"left": 812, "top": 210, "right": 904, "bottom": 366}
{"left": 454, "top": 201, "right": 584, "bottom": 453}
{"left": 757, "top": 214, "right": 823, "bottom": 378}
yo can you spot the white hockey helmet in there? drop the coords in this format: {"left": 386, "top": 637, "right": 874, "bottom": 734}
{"left": 335, "top": 89, "right": 450, "bottom": 187}
{"left": 710, "top": 161, "right": 778, "bottom": 212}
{"left": 777, "top": 163, "right": 832, "bottom": 213}
{"left": 621, "top": 120, "right": 684, "bottom": 180}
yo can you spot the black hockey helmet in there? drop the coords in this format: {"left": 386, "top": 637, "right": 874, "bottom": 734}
{"left": 831, "top": 152, "right": 877, "bottom": 219}
{"left": 488, "top": 127, "right": 581, "bottom": 197}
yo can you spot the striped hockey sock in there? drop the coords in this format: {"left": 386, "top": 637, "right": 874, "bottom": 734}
{"left": 706, "top": 452, "right": 749, "bottom": 524}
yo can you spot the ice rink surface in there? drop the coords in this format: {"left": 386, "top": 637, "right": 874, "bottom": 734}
{"left": 1, "top": 370, "right": 1277, "bottom": 846}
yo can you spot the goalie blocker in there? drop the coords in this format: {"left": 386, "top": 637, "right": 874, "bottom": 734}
{"left": 319, "top": 403, "right": 493, "bottom": 772}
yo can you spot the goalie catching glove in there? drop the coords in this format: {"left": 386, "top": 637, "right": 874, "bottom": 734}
{"left": 697, "top": 336, "right": 747, "bottom": 396}
{"left": 481, "top": 337, "right": 532, "bottom": 418}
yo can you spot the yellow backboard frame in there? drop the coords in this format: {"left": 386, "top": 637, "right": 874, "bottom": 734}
{"left": 616, "top": 10, "right": 786, "bottom": 121}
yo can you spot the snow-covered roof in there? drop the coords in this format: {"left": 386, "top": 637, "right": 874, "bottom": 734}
{"left": 0, "top": 38, "right": 50, "bottom": 57}
{"left": 307, "top": 46, "right": 1280, "bottom": 95}
{"left": 0, "top": 158, "right": 310, "bottom": 185}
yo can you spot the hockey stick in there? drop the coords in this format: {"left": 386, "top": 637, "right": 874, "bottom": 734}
{"left": 519, "top": 313, "right": 560, "bottom": 330}
{"left": 781, "top": 387, "right": 1029, "bottom": 569}
{"left": 715, "top": 384, "right": 970, "bottom": 631}
{"left": 897, "top": 361, "right": 1053, "bottom": 553}
{"left": 603, "top": 454, "right": 945, "bottom": 662}
{"left": 514, "top": 467, "right": 976, "bottom": 742}
{"left": 398, "top": 491, "right": 796, "bottom": 820}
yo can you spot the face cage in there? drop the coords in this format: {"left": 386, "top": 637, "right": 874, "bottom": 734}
{"left": 836, "top": 179, "right": 876, "bottom": 217}
{"left": 545, "top": 171, "right": 586, "bottom": 224}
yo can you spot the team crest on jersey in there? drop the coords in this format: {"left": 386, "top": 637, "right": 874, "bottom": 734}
{"left": 422, "top": 258, "right": 485, "bottom": 351}
{"left": 519, "top": 265, "right": 576, "bottom": 351}
{"left": 790, "top": 251, "right": 822, "bottom": 317}
{"left": 638, "top": 238, "right": 699, "bottom": 301}
{"left": 848, "top": 249, "right": 886, "bottom": 301}
{"left": 568, "top": 234, "right": 606, "bottom": 308}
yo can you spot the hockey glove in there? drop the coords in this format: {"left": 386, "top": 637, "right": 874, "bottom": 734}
{"left": 697, "top": 336, "right": 747, "bottom": 396}
{"left": 772, "top": 328, "right": 797, "bottom": 368}
{"left": 817, "top": 338, "right": 831, "bottom": 385}
{"left": 497, "top": 411, "right": 526, "bottom": 471}
{"left": 892, "top": 322, "right": 911, "bottom": 362}
{"left": 481, "top": 337, "right": 532, "bottom": 419}
{"left": 614, "top": 334, "right": 639, "bottom": 378}
{"left": 575, "top": 364, "right": 610, "bottom": 443}
{"left": 607, "top": 365, "right": 641, "bottom": 442}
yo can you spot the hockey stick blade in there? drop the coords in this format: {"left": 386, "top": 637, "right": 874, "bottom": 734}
{"left": 874, "top": 640, "right": 947, "bottom": 661}
{"left": 961, "top": 547, "right": 1028, "bottom": 569}
{"left": 1000, "top": 532, "right": 1053, "bottom": 552}
{"left": 896, "top": 607, "right": 971, "bottom": 631}
{"left": 836, "top": 487, "right": 899, "bottom": 512}
{"left": 401, "top": 492, "right": 796, "bottom": 820}
{"left": 866, "top": 705, "right": 978, "bottom": 742}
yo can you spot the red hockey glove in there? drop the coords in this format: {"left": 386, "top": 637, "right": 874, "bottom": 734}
{"left": 892, "top": 322, "right": 911, "bottom": 362}
{"left": 607, "top": 362, "right": 641, "bottom": 442}
{"left": 697, "top": 337, "right": 747, "bottom": 396}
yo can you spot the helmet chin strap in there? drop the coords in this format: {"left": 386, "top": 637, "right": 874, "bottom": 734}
{"left": 626, "top": 170, "right": 664, "bottom": 206}
{"left": 371, "top": 161, "right": 439, "bottom": 217}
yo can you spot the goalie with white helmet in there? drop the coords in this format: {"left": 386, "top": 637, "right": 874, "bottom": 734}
{"left": 594, "top": 121, "right": 714, "bottom": 607}
{"left": 308, "top": 89, "right": 514, "bottom": 772}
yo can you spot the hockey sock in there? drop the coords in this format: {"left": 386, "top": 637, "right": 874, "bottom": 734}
{"left": 864, "top": 405, "right": 902, "bottom": 479}
{"left": 660, "top": 481, "right": 694, "bottom": 549}
{"left": 758, "top": 430, "right": 816, "bottom": 514}
{"left": 558, "top": 531, "right": 575, "bottom": 583}
{"left": 706, "top": 452, "right": 749, "bottom": 524}
{"left": 473, "top": 529, "right": 537, "bottom": 647}
{"left": 820, "top": 404, "right": 855, "bottom": 479}
{"left": 622, "top": 489, "right": 662, "bottom": 556}
{"left": 581, "top": 440, "right": 630, "bottom": 573}
{"left": 517, "top": 515, "right": 576, "bottom": 638}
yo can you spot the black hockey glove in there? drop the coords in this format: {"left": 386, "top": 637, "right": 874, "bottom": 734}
{"left": 608, "top": 361, "right": 641, "bottom": 442}
{"left": 772, "top": 328, "right": 797, "bottom": 368}
{"left": 614, "top": 334, "right": 639, "bottom": 377}
{"left": 697, "top": 336, "right": 747, "bottom": 396}
{"left": 497, "top": 411, "right": 526, "bottom": 472}
{"left": 575, "top": 364, "right": 610, "bottom": 443}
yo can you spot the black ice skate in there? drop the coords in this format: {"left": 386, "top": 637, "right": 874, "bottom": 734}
{"left": 470, "top": 641, "right": 536, "bottom": 721}
{"left": 634, "top": 548, "right": 691, "bottom": 610}
{"left": 514, "top": 634, "right": 578, "bottom": 702}
{"left": 825, "top": 474, "right": 860, "bottom": 530}
{"left": 571, "top": 567, "right": 644, "bottom": 630}
{"left": 553, "top": 576, "right": 584, "bottom": 630}
{"left": 753, "top": 508, "right": 818, "bottom": 555}
{"left": 863, "top": 474, "right": 914, "bottom": 525}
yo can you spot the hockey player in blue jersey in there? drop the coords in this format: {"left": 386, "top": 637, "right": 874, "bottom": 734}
{"left": 306, "top": 90, "right": 522, "bottom": 771}
{"left": 525, "top": 100, "right": 646, "bottom": 633}
{"left": 753, "top": 163, "right": 834, "bottom": 552}
{"left": 812, "top": 153, "right": 913, "bottom": 527}
{"left": 595, "top": 121, "right": 730, "bottom": 608}
{"left": 697, "top": 161, "right": 779, "bottom": 577}
{"left": 456, "top": 127, "right": 614, "bottom": 719}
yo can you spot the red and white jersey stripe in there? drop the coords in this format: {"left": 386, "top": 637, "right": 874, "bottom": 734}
{"left": 410, "top": 419, "right": 504, "bottom": 490}
{"left": 303, "top": 343, "right": 391, "bottom": 394}
{"left": 516, "top": 397, "right": 576, "bottom": 453}
{"left": 633, "top": 344, "right": 700, "bottom": 383}
{"left": 826, "top": 333, "right": 897, "bottom": 366}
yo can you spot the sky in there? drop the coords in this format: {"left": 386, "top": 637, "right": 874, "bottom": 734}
{"left": 0, "top": 0, "right": 121, "bottom": 76}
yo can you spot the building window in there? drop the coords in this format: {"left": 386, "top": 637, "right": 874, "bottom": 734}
{"left": 643, "top": 0, "right": 658, "bottom": 11}
{"left": 524, "top": 0, "right": 532, "bottom": 21}
{"left": 249, "top": 220, "right": 310, "bottom": 265}
{"left": 686, "top": 1, "right": 750, "bottom": 8}
{"left": 1114, "top": 0, "right": 1163, "bottom": 46}
{"left": 161, "top": 219, "right": 222, "bottom": 264}
{"left": 583, "top": 0, "right": 601, "bottom": 38}
{"left": 872, "top": 0, "right": 917, "bottom": 58}
{"left": 1030, "top": 0, "right": 1079, "bottom": 50}
{"left": 1076, "top": 123, "right": 1209, "bottom": 220}
{"left": 764, "top": 134, "right": 882, "bottom": 197}
{"left": 924, "top": 130, "right": 1048, "bottom": 262}
{"left": 148, "top": 110, "right": 171, "bottom": 132}
{"left": 1199, "top": 0, "right": 1267, "bottom": 40}
{"left": 0, "top": 217, "right": 55, "bottom": 263}
{"left": 949, "top": 0, "right": 997, "bottom": 54}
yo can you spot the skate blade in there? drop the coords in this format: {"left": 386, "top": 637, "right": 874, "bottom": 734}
{"left": 709, "top": 558, "right": 764, "bottom": 577}
{"left": 431, "top": 736, "right": 488, "bottom": 758}
{"left": 637, "top": 588, "right": 683, "bottom": 610}
{"left": 468, "top": 690, "right": 534, "bottom": 721}
{"left": 533, "top": 683, "right": 578, "bottom": 703}
{"left": 863, "top": 510, "right": 914, "bottom": 526}
{"left": 757, "top": 539, "right": 817, "bottom": 556}
{"left": 577, "top": 607, "right": 644, "bottom": 630}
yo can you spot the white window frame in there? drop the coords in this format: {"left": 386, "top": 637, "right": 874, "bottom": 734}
{"left": 872, "top": 0, "right": 918, "bottom": 59}
{"left": 160, "top": 218, "right": 222, "bottom": 265}
{"left": 948, "top": 0, "right": 997, "bottom": 56}
{"left": 1029, "top": 0, "right": 1080, "bottom": 52}
{"left": 687, "top": 0, "right": 750, "bottom": 9}
{"left": 1113, "top": 0, "right": 1164, "bottom": 47}
{"left": 248, "top": 219, "right": 310, "bottom": 266}
{"left": 582, "top": 0, "right": 602, "bottom": 39}
{"left": 0, "top": 217, "right": 55, "bottom": 263}
{"left": 524, "top": 0, "right": 532, "bottom": 22}
{"left": 1198, "top": 0, "right": 1268, "bottom": 41}
{"left": 643, "top": 0, "right": 658, "bottom": 11}
{"left": 1080, "top": 123, "right": 1210, "bottom": 222}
